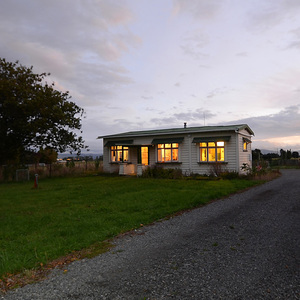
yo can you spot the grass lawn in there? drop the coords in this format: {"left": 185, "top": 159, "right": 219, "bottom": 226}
{"left": 0, "top": 175, "right": 261, "bottom": 280}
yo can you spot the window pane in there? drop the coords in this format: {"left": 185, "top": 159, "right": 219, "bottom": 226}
{"left": 243, "top": 142, "right": 247, "bottom": 150}
{"left": 111, "top": 150, "right": 116, "bottom": 162}
{"left": 200, "top": 142, "right": 207, "bottom": 147}
{"left": 111, "top": 146, "right": 116, "bottom": 150}
{"left": 117, "top": 150, "right": 122, "bottom": 161}
{"left": 141, "top": 147, "right": 148, "bottom": 165}
{"left": 208, "top": 148, "right": 216, "bottom": 161}
{"left": 157, "top": 144, "right": 179, "bottom": 162}
{"left": 117, "top": 146, "right": 122, "bottom": 149}
{"left": 200, "top": 148, "right": 207, "bottom": 161}
{"left": 158, "top": 149, "right": 163, "bottom": 162}
{"left": 208, "top": 142, "right": 215, "bottom": 147}
{"left": 123, "top": 149, "right": 129, "bottom": 162}
{"left": 217, "top": 141, "right": 224, "bottom": 147}
{"left": 172, "top": 149, "right": 178, "bottom": 161}
{"left": 165, "top": 149, "right": 171, "bottom": 161}
{"left": 217, "top": 147, "right": 224, "bottom": 161}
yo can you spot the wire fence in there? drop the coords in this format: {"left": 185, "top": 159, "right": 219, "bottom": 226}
{"left": 0, "top": 161, "right": 103, "bottom": 182}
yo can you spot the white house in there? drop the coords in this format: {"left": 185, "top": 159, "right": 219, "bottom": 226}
{"left": 98, "top": 124, "right": 254, "bottom": 176}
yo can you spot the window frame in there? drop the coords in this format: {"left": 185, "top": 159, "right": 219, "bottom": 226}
{"left": 157, "top": 143, "right": 179, "bottom": 163}
{"left": 110, "top": 146, "right": 129, "bottom": 163}
{"left": 199, "top": 141, "right": 225, "bottom": 163}
{"left": 243, "top": 137, "right": 251, "bottom": 152}
{"left": 138, "top": 146, "right": 149, "bottom": 165}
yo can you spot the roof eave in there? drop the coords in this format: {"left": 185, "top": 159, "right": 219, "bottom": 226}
{"left": 98, "top": 124, "right": 255, "bottom": 140}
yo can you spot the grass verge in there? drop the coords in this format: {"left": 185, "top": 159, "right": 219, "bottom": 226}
{"left": 0, "top": 175, "right": 265, "bottom": 291}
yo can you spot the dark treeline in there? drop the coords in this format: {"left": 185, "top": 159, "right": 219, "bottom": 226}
{"left": 252, "top": 148, "right": 299, "bottom": 168}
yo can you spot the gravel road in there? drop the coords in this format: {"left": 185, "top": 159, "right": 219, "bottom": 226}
{"left": 2, "top": 169, "right": 299, "bottom": 300}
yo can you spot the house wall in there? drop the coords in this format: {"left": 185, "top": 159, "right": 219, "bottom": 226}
{"left": 102, "top": 137, "right": 154, "bottom": 173}
{"left": 138, "top": 134, "right": 186, "bottom": 172}
{"left": 186, "top": 132, "right": 238, "bottom": 175}
{"left": 142, "top": 133, "right": 237, "bottom": 175}
{"left": 102, "top": 130, "right": 252, "bottom": 175}
{"left": 102, "top": 143, "right": 119, "bottom": 173}
{"left": 238, "top": 129, "right": 252, "bottom": 173}
{"left": 226, "top": 134, "right": 239, "bottom": 172}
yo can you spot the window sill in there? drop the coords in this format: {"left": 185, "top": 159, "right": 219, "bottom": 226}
{"left": 110, "top": 161, "right": 132, "bottom": 164}
{"left": 243, "top": 150, "right": 248, "bottom": 152}
{"left": 197, "top": 162, "right": 228, "bottom": 165}
{"left": 156, "top": 161, "right": 182, "bottom": 165}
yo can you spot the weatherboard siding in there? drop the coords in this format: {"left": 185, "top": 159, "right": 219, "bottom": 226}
{"left": 226, "top": 134, "right": 238, "bottom": 172}
{"left": 239, "top": 133, "right": 252, "bottom": 172}
{"left": 179, "top": 138, "right": 189, "bottom": 174}
{"left": 102, "top": 142, "right": 118, "bottom": 173}
{"left": 101, "top": 125, "right": 254, "bottom": 175}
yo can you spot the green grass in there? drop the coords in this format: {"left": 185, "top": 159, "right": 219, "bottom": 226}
{"left": 0, "top": 175, "right": 261, "bottom": 278}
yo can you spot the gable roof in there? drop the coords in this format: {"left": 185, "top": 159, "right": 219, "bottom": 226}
{"left": 98, "top": 124, "right": 254, "bottom": 139}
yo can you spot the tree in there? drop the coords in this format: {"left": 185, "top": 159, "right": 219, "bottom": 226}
{"left": 39, "top": 147, "right": 58, "bottom": 164}
{"left": 262, "top": 152, "right": 279, "bottom": 161}
{"left": 280, "top": 149, "right": 287, "bottom": 160}
{"left": 252, "top": 149, "right": 262, "bottom": 161}
{"left": 0, "top": 58, "right": 87, "bottom": 165}
{"left": 286, "top": 149, "right": 292, "bottom": 160}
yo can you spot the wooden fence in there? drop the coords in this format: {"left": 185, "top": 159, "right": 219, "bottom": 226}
{"left": 0, "top": 161, "right": 103, "bottom": 182}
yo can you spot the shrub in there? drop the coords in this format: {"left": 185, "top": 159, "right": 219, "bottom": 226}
{"left": 1, "top": 165, "right": 18, "bottom": 181}
{"left": 220, "top": 171, "right": 239, "bottom": 179}
{"left": 94, "top": 157, "right": 100, "bottom": 170}
{"left": 187, "top": 173, "right": 211, "bottom": 180}
{"left": 241, "top": 161, "right": 278, "bottom": 180}
{"left": 66, "top": 160, "right": 75, "bottom": 168}
{"left": 142, "top": 165, "right": 183, "bottom": 179}
{"left": 209, "top": 162, "right": 225, "bottom": 177}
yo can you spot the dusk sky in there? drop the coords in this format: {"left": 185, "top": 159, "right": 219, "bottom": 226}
{"left": 1, "top": 0, "right": 300, "bottom": 154}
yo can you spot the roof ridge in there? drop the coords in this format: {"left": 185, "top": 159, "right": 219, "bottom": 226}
{"left": 98, "top": 124, "right": 253, "bottom": 139}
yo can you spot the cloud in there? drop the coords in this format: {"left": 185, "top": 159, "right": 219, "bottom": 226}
{"left": 252, "top": 138, "right": 300, "bottom": 152}
{"left": 206, "top": 87, "right": 233, "bottom": 99}
{"left": 0, "top": 0, "right": 140, "bottom": 107}
{"left": 287, "top": 41, "right": 300, "bottom": 49}
{"left": 246, "top": 0, "right": 300, "bottom": 31}
{"left": 150, "top": 108, "right": 216, "bottom": 127}
{"left": 174, "top": 109, "right": 215, "bottom": 121}
{"left": 141, "top": 96, "right": 153, "bottom": 100}
{"left": 223, "top": 105, "right": 300, "bottom": 139}
{"left": 180, "top": 44, "right": 209, "bottom": 60}
{"left": 180, "top": 30, "right": 210, "bottom": 60}
{"left": 0, "top": 1, "right": 137, "bottom": 56}
{"left": 1, "top": 0, "right": 300, "bottom": 154}
{"left": 112, "top": 118, "right": 145, "bottom": 132}
{"left": 286, "top": 27, "right": 300, "bottom": 50}
{"left": 172, "top": 0, "right": 221, "bottom": 19}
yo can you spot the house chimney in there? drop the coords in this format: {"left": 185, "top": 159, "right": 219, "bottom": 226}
{"left": 184, "top": 122, "right": 187, "bottom": 128}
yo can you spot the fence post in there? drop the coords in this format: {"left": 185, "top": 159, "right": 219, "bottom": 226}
{"left": 34, "top": 174, "right": 39, "bottom": 188}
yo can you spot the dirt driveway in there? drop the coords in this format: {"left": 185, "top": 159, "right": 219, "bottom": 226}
{"left": 3, "top": 169, "right": 300, "bottom": 299}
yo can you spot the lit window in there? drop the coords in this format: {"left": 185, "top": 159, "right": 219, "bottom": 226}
{"left": 200, "top": 141, "right": 225, "bottom": 162}
{"left": 110, "top": 146, "right": 129, "bottom": 162}
{"left": 157, "top": 143, "right": 179, "bottom": 162}
{"left": 141, "top": 147, "right": 148, "bottom": 165}
{"left": 243, "top": 138, "right": 251, "bottom": 152}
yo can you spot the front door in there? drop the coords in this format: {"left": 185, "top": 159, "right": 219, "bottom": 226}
{"left": 138, "top": 146, "right": 149, "bottom": 165}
